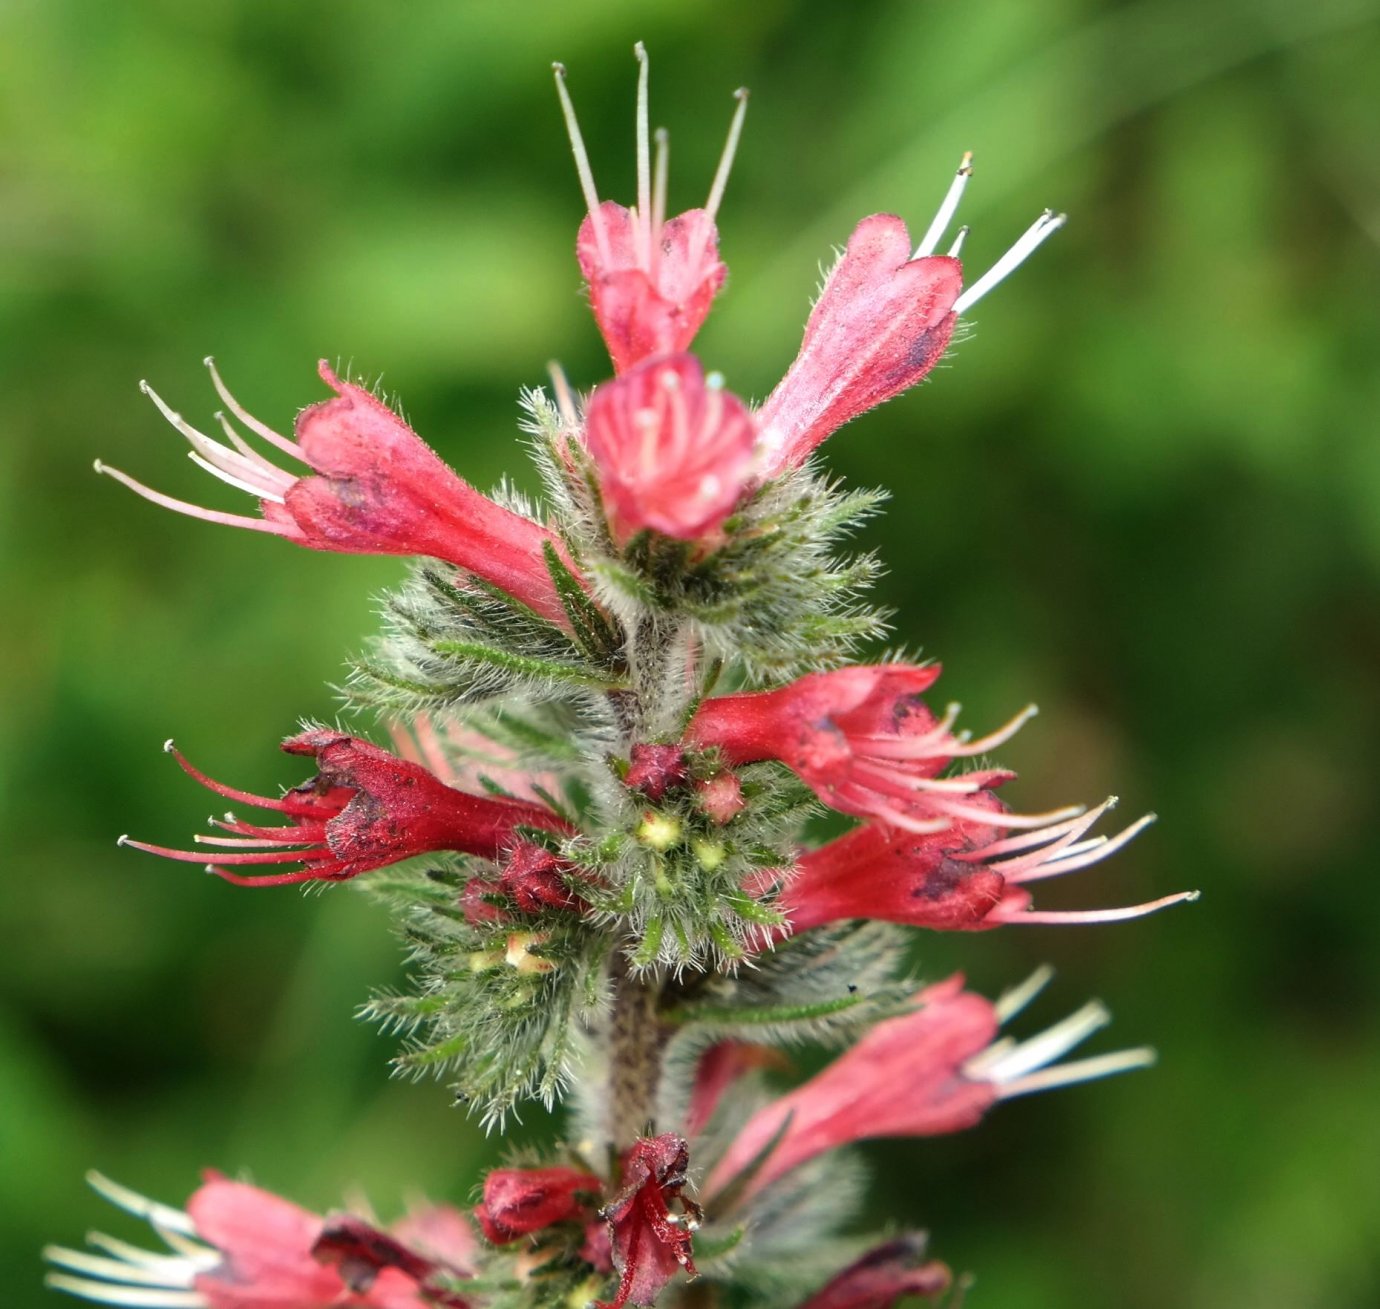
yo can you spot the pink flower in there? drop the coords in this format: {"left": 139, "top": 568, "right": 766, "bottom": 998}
{"left": 756, "top": 155, "right": 1067, "bottom": 473}
{"left": 705, "top": 976, "right": 1155, "bottom": 1205}
{"left": 96, "top": 358, "right": 574, "bottom": 626}
{"left": 473, "top": 1166, "right": 601, "bottom": 1244}
{"left": 45, "top": 1172, "right": 474, "bottom": 1309}
{"left": 598, "top": 1135, "right": 701, "bottom": 1309}
{"left": 781, "top": 792, "right": 1193, "bottom": 934}
{"left": 624, "top": 743, "right": 691, "bottom": 800}
{"left": 554, "top": 47, "right": 748, "bottom": 374}
{"left": 688, "top": 664, "right": 1048, "bottom": 834}
{"left": 794, "top": 1236, "right": 950, "bottom": 1309}
{"left": 583, "top": 353, "right": 758, "bottom": 541}
{"left": 120, "top": 731, "right": 569, "bottom": 887}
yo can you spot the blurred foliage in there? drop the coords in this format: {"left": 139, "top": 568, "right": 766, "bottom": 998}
{"left": 2, "top": 0, "right": 1379, "bottom": 1306}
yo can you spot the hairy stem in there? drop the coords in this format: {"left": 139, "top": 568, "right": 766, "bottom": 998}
{"left": 604, "top": 954, "right": 671, "bottom": 1157}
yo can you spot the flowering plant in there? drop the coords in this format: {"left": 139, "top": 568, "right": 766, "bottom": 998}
{"left": 47, "top": 47, "right": 1194, "bottom": 1309}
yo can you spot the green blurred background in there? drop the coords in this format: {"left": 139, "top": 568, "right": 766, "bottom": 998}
{"left": 3, "top": 1, "right": 1378, "bottom": 1305}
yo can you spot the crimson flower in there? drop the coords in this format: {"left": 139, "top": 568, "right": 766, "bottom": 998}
{"left": 473, "top": 1166, "right": 601, "bottom": 1244}
{"left": 794, "top": 1236, "right": 950, "bottom": 1309}
{"left": 555, "top": 46, "right": 747, "bottom": 374}
{"left": 96, "top": 358, "right": 574, "bottom": 626}
{"left": 781, "top": 792, "right": 1193, "bottom": 934}
{"left": 120, "top": 731, "right": 568, "bottom": 887}
{"left": 688, "top": 663, "right": 1051, "bottom": 834}
{"left": 598, "top": 1134, "right": 701, "bottom": 1309}
{"left": 705, "top": 975, "right": 1155, "bottom": 1205}
{"left": 45, "top": 1172, "right": 475, "bottom": 1309}
{"left": 757, "top": 155, "right": 1066, "bottom": 474}
{"left": 583, "top": 353, "right": 758, "bottom": 542}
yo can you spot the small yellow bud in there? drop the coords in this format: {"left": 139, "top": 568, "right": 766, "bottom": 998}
{"left": 692, "top": 838, "right": 726, "bottom": 871}
{"left": 637, "top": 811, "right": 682, "bottom": 851}
{"left": 506, "top": 931, "right": 555, "bottom": 974}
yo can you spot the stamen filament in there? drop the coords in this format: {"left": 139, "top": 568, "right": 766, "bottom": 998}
{"left": 634, "top": 42, "right": 652, "bottom": 267}
{"left": 993, "top": 963, "right": 1054, "bottom": 1023}
{"left": 186, "top": 451, "right": 286, "bottom": 504}
{"left": 953, "top": 209, "right": 1066, "bottom": 314}
{"left": 1010, "top": 813, "right": 1157, "bottom": 882}
{"left": 552, "top": 62, "right": 611, "bottom": 265}
{"left": 997, "top": 1047, "right": 1156, "bottom": 1099}
{"left": 652, "top": 127, "right": 669, "bottom": 235}
{"left": 997, "top": 889, "right": 1200, "bottom": 925}
{"left": 947, "top": 225, "right": 969, "bottom": 257}
{"left": 140, "top": 382, "right": 292, "bottom": 497}
{"left": 915, "top": 151, "right": 973, "bottom": 257}
{"left": 85, "top": 1175, "right": 197, "bottom": 1238}
{"left": 43, "top": 1276, "right": 206, "bottom": 1308}
{"left": 202, "top": 358, "right": 303, "bottom": 459}
{"left": 93, "top": 461, "right": 281, "bottom": 536}
{"left": 705, "top": 87, "right": 749, "bottom": 222}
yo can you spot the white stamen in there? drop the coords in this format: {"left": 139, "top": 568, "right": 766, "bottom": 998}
{"left": 915, "top": 151, "right": 973, "bottom": 257}
{"left": 947, "top": 225, "right": 970, "bottom": 257}
{"left": 997, "top": 1046, "right": 1157, "bottom": 1099}
{"left": 705, "top": 87, "right": 749, "bottom": 222}
{"left": 202, "top": 358, "right": 302, "bottom": 459}
{"left": 186, "top": 452, "right": 286, "bottom": 503}
{"left": 975, "top": 999, "right": 1109, "bottom": 1084}
{"left": 84, "top": 1234, "right": 213, "bottom": 1273}
{"left": 1015, "top": 813, "right": 1157, "bottom": 880}
{"left": 993, "top": 963, "right": 1054, "bottom": 1023}
{"left": 652, "top": 127, "right": 669, "bottom": 234}
{"left": 44, "top": 1277, "right": 206, "bottom": 1308}
{"left": 42, "top": 1251, "right": 202, "bottom": 1289}
{"left": 946, "top": 703, "right": 1038, "bottom": 757}
{"left": 964, "top": 799, "right": 1115, "bottom": 861}
{"left": 140, "top": 382, "right": 291, "bottom": 498}
{"left": 953, "top": 209, "right": 1066, "bottom": 314}
{"left": 552, "top": 62, "right": 611, "bottom": 265}
{"left": 634, "top": 42, "right": 652, "bottom": 263}
{"left": 212, "top": 412, "right": 284, "bottom": 477}
{"left": 85, "top": 1173, "right": 197, "bottom": 1238}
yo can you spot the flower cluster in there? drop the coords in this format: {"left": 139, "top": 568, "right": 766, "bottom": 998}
{"left": 54, "top": 47, "right": 1194, "bottom": 1309}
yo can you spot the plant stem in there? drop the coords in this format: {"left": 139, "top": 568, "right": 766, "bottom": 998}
{"left": 604, "top": 953, "right": 671, "bottom": 1157}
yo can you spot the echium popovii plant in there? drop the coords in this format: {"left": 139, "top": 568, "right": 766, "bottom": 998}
{"left": 48, "top": 46, "right": 1197, "bottom": 1309}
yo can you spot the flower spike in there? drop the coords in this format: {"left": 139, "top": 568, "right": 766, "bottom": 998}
{"left": 120, "top": 731, "right": 568, "bottom": 887}
{"left": 97, "top": 359, "right": 579, "bottom": 625}
{"left": 555, "top": 51, "right": 747, "bottom": 373}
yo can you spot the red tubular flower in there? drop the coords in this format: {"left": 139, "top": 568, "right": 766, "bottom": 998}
{"left": 598, "top": 1134, "right": 701, "bottom": 1309}
{"left": 95, "top": 358, "right": 574, "bottom": 626}
{"left": 689, "top": 664, "right": 1059, "bottom": 834}
{"left": 554, "top": 47, "right": 748, "bottom": 374}
{"left": 794, "top": 1235, "right": 950, "bottom": 1309}
{"left": 473, "top": 1166, "right": 601, "bottom": 1244}
{"left": 780, "top": 792, "right": 1194, "bottom": 935}
{"left": 756, "top": 155, "right": 1067, "bottom": 473}
{"left": 583, "top": 353, "right": 758, "bottom": 542}
{"left": 45, "top": 1172, "right": 474, "bottom": 1309}
{"left": 705, "top": 975, "right": 1156, "bottom": 1206}
{"left": 120, "top": 731, "right": 569, "bottom": 888}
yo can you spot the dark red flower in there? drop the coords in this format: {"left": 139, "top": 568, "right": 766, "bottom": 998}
{"left": 598, "top": 1135, "right": 700, "bottom": 1309}
{"left": 625, "top": 743, "right": 690, "bottom": 801}
{"left": 473, "top": 1167, "right": 601, "bottom": 1244}
{"left": 555, "top": 48, "right": 747, "bottom": 374}
{"left": 96, "top": 359, "right": 576, "bottom": 625}
{"left": 794, "top": 1236, "right": 949, "bottom": 1309}
{"left": 121, "top": 731, "right": 569, "bottom": 887}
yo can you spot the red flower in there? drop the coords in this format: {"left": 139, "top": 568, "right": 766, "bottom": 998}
{"left": 554, "top": 48, "right": 747, "bottom": 374}
{"left": 96, "top": 358, "right": 574, "bottom": 626}
{"left": 598, "top": 1135, "right": 701, "bottom": 1309}
{"left": 583, "top": 353, "right": 758, "bottom": 542}
{"left": 780, "top": 792, "right": 1192, "bottom": 934}
{"left": 45, "top": 1172, "right": 475, "bottom": 1309}
{"left": 473, "top": 1166, "right": 601, "bottom": 1244}
{"left": 705, "top": 976, "right": 1155, "bottom": 1205}
{"left": 756, "top": 156, "right": 1066, "bottom": 473}
{"left": 120, "top": 731, "right": 569, "bottom": 887}
{"left": 794, "top": 1236, "right": 949, "bottom": 1309}
{"left": 689, "top": 664, "right": 1050, "bottom": 834}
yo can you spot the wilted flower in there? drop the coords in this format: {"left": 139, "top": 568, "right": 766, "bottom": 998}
{"left": 583, "top": 352, "right": 758, "bottom": 542}
{"left": 473, "top": 1167, "right": 601, "bottom": 1244}
{"left": 793, "top": 1235, "right": 950, "bottom": 1309}
{"left": 44, "top": 1172, "right": 474, "bottom": 1309}
{"left": 120, "top": 731, "right": 567, "bottom": 887}
{"left": 555, "top": 45, "right": 748, "bottom": 374}
{"left": 705, "top": 974, "right": 1155, "bottom": 1204}
{"left": 598, "top": 1135, "right": 701, "bottom": 1309}
{"left": 96, "top": 359, "right": 575, "bottom": 625}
